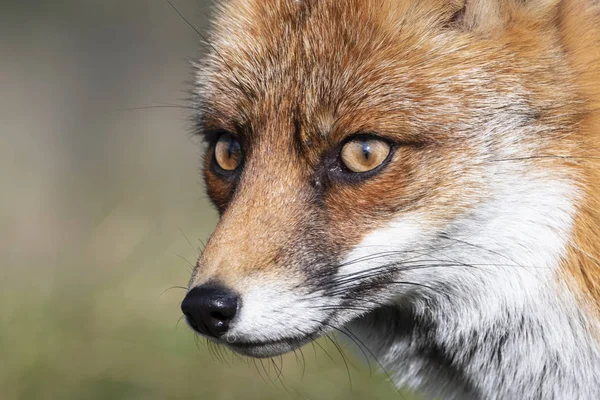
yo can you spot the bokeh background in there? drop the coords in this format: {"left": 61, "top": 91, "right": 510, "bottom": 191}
{"left": 1, "top": 1, "right": 415, "bottom": 399}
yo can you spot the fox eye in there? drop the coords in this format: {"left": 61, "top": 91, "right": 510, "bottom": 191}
{"left": 340, "top": 139, "right": 391, "bottom": 173}
{"left": 214, "top": 133, "right": 242, "bottom": 172}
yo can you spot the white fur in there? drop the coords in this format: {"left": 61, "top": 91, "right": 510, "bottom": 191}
{"left": 336, "top": 214, "right": 429, "bottom": 280}
{"left": 224, "top": 277, "right": 333, "bottom": 343}
{"left": 340, "top": 169, "right": 600, "bottom": 398}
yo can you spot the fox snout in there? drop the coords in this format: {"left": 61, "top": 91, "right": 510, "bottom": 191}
{"left": 183, "top": 142, "right": 337, "bottom": 357}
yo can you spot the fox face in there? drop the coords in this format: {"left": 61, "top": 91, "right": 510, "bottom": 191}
{"left": 182, "top": 1, "right": 600, "bottom": 394}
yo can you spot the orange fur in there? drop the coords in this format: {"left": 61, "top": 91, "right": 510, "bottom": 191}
{"left": 185, "top": 1, "right": 600, "bottom": 395}
{"left": 196, "top": 0, "right": 600, "bottom": 297}
{"left": 557, "top": 0, "right": 600, "bottom": 313}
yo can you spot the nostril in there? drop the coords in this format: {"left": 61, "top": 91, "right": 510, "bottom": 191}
{"left": 210, "top": 311, "right": 228, "bottom": 321}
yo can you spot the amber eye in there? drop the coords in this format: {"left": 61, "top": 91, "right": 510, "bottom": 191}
{"left": 340, "top": 139, "right": 391, "bottom": 173}
{"left": 214, "top": 133, "right": 242, "bottom": 171}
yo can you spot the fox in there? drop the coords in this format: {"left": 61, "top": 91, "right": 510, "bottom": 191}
{"left": 180, "top": 0, "right": 600, "bottom": 398}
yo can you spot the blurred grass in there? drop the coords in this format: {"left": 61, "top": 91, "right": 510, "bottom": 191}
{"left": 0, "top": 1, "right": 415, "bottom": 399}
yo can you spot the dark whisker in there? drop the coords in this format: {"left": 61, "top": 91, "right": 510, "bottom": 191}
{"left": 270, "top": 356, "right": 284, "bottom": 382}
{"left": 175, "top": 314, "right": 186, "bottom": 330}
{"left": 165, "top": 0, "right": 252, "bottom": 123}
{"left": 252, "top": 358, "right": 270, "bottom": 386}
{"left": 166, "top": 0, "right": 205, "bottom": 40}
{"left": 118, "top": 104, "right": 196, "bottom": 112}
{"left": 174, "top": 253, "right": 194, "bottom": 273}
{"left": 306, "top": 318, "right": 402, "bottom": 395}
{"left": 487, "top": 154, "right": 600, "bottom": 163}
{"left": 259, "top": 358, "right": 278, "bottom": 388}
{"left": 325, "top": 334, "right": 354, "bottom": 391}
{"left": 160, "top": 285, "right": 188, "bottom": 298}
{"left": 179, "top": 228, "right": 200, "bottom": 256}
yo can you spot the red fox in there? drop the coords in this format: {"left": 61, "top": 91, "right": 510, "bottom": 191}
{"left": 180, "top": 0, "right": 600, "bottom": 398}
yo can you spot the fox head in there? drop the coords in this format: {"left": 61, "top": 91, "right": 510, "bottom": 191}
{"left": 182, "top": 0, "right": 600, "bottom": 361}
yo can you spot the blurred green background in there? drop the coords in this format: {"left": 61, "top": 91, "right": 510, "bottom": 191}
{"left": 0, "top": 1, "right": 413, "bottom": 399}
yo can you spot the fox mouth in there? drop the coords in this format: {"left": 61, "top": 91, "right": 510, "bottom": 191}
{"left": 223, "top": 334, "right": 319, "bottom": 358}
{"left": 181, "top": 285, "right": 336, "bottom": 359}
{"left": 184, "top": 318, "right": 319, "bottom": 358}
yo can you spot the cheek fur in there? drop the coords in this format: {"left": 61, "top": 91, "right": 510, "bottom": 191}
{"left": 322, "top": 144, "right": 474, "bottom": 253}
{"left": 335, "top": 212, "right": 430, "bottom": 282}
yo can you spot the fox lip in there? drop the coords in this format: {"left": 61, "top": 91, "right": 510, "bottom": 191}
{"left": 185, "top": 315, "right": 328, "bottom": 358}
{"left": 222, "top": 333, "right": 319, "bottom": 358}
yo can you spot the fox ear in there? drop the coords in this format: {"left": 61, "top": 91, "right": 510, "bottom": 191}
{"left": 449, "top": 0, "right": 560, "bottom": 33}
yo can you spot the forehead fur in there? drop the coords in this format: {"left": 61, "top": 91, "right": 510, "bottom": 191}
{"left": 199, "top": 0, "right": 457, "bottom": 121}
{"left": 196, "top": 0, "right": 573, "bottom": 145}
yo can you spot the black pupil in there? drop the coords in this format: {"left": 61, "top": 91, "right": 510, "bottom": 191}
{"left": 362, "top": 142, "right": 371, "bottom": 160}
{"left": 227, "top": 137, "right": 240, "bottom": 160}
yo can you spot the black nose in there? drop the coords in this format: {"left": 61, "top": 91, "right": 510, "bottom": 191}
{"left": 181, "top": 284, "right": 239, "bottom": 338}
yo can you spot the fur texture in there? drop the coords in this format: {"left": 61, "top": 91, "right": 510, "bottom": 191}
{"left": 186, "top": 0, "right": 600, "bottom": 398}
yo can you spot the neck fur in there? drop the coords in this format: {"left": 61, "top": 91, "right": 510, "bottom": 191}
{"left": 349, "top": 285, "right": 600, "bottom": 399}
